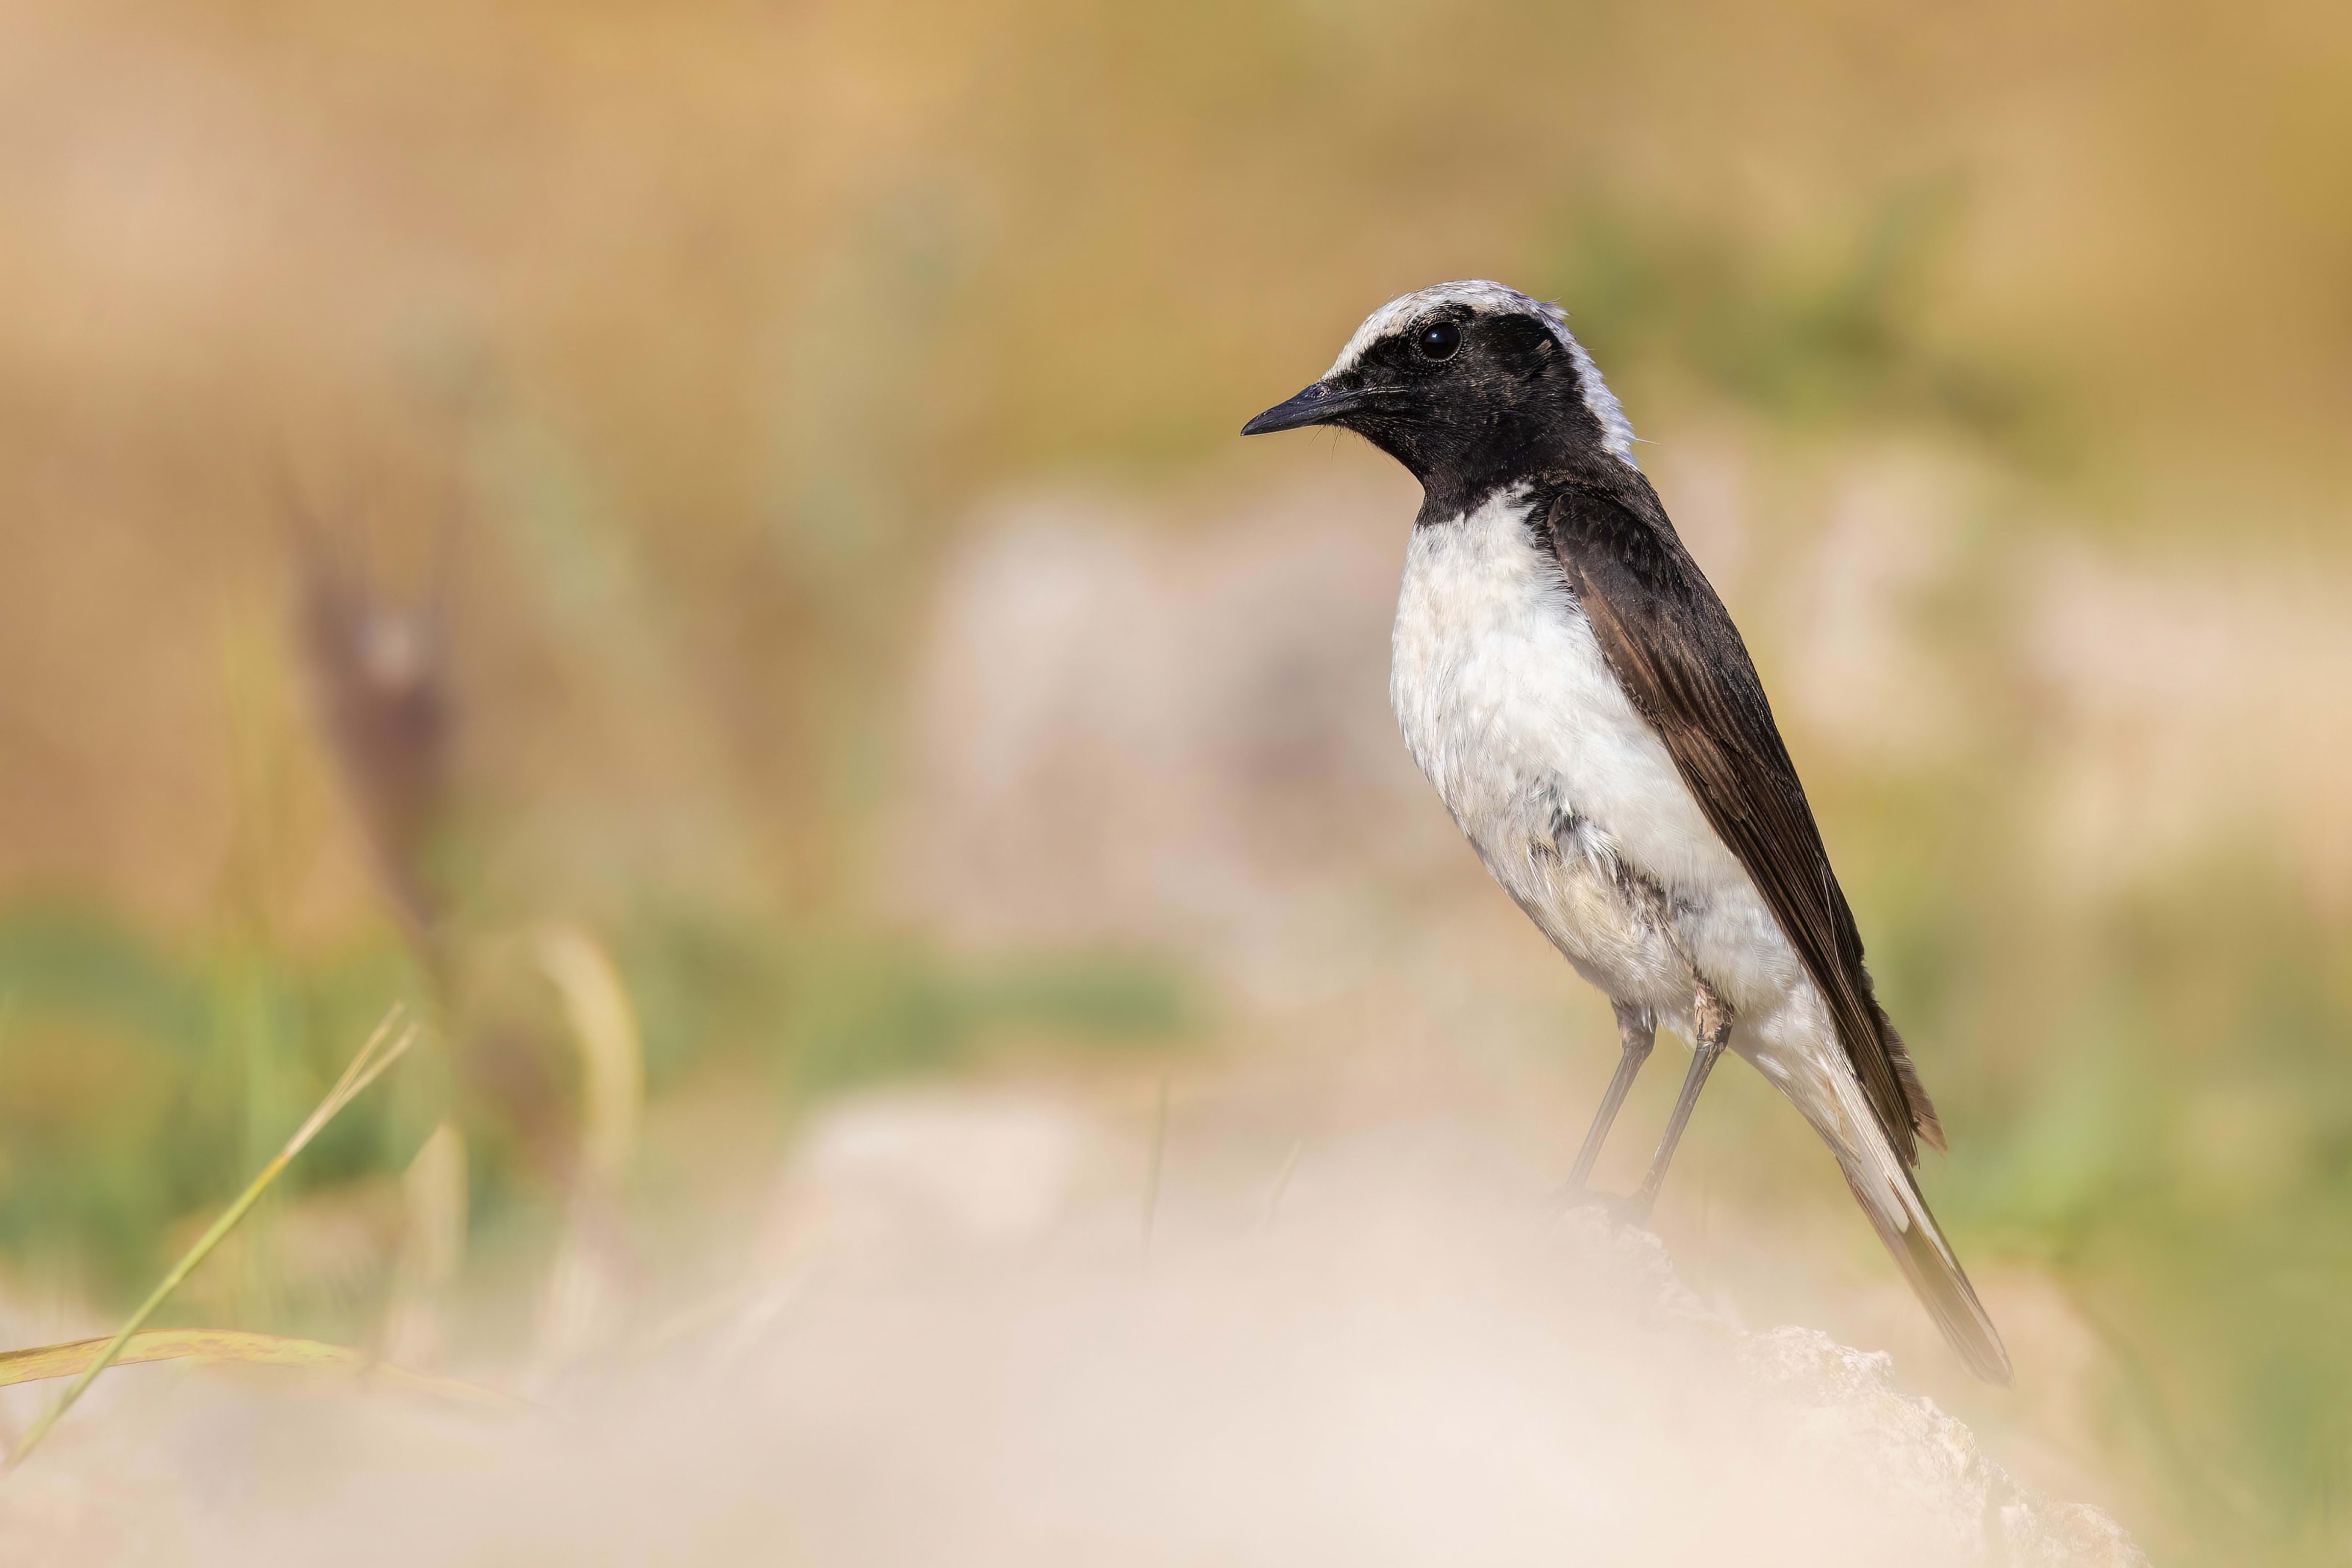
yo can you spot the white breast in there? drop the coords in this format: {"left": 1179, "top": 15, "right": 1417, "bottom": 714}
{"left": 1389, "top": 487, "right": 1879, "bottom": 1159}
{"left": 1390, "top": 490, "right": 1741, "bottom": 884}
{"left": 1388, "top": 488, "right": 1764, "bottom": 1012}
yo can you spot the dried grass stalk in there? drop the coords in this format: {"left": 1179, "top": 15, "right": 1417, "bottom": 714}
{"left": 527, "top": 925, "right": 644, "bottom": 1384}
{"left": 0, "top": 1328, "right": 520, "bottom": 1414}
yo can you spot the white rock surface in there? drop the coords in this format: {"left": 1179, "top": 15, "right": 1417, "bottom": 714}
{"left": 0, "top": 1091, "right": 2147, "bottom": 1567}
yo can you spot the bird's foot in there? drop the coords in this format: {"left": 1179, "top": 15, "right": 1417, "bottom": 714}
{"left": 1562, "top": 1187, "right": 1655, "bottom": 1234}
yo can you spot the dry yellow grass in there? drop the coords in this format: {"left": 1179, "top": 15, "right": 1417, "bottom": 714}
{"left": 0, "top": 1328, "right": 518, "bottom": 1415}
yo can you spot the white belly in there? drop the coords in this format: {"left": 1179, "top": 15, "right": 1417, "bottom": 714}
{"left": 1388, "top": 488, "right": 1809, "bottom": 1034}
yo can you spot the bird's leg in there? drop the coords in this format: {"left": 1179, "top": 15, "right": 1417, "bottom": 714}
{"left": 1629, "top": 980, "right": 1734, "bottom": 1217}
{"left": 1568, "top": 1000, "right": 1655, "bottom": 1190}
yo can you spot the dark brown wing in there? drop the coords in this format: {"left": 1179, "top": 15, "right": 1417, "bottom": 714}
{"left": 1541, "top": 471, "right": 1943, "bottom": 1166}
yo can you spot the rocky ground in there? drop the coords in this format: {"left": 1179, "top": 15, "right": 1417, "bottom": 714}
{"left": 0, "top": 1081, "right": 2144, "bottom": 1567}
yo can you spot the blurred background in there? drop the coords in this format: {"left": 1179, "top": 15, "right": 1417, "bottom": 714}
{"left": 0, "top": 0, "right": 2348, "bottom": 1561}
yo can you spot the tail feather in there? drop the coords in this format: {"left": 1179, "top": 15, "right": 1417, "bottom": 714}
{"left": 1833, "top": 1160, "right": 2013, "bottom": 1385}
{"left": 1811, "top": 1066, "right": 2011, "bottom": 1384}
{"left": 1869, "top": 995, "right": 1946, "bottom": 1155}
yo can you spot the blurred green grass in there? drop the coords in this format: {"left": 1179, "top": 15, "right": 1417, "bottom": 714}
{"left": 1539, "top": 179, "right": 2061, "bottom": 459}
{"left": 0, "top": 904, "right": 1190, "bottom": 1326}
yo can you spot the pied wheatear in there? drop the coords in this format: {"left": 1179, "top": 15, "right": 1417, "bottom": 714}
{"left": 1243, "top": 281, "right": 2010, "bottom": 1383}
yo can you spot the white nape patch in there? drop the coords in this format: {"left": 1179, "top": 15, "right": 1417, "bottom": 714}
{"left": 1329, "top": 280, "right": 1640, "bottom": 470}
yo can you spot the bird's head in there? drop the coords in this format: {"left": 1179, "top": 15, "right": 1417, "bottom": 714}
{"left": 1241, "top": 281, "right": 1636, "bottom": 513}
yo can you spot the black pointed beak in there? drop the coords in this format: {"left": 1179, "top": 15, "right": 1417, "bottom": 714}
{"left": 1240, "top": 379, "right": 1368, "bottom": 436}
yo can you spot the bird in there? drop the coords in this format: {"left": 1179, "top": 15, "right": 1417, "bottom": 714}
{"left": 1240, "top": 280, "right": 2011, "bottom": 1384}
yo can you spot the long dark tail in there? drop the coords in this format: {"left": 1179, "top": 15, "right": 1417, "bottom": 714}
{"left": 1816, "top": 1073, "right": 2012, "bottom": 1385}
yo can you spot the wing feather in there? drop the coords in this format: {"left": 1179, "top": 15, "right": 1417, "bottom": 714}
{"left": 1540, "top": 475, "right": 1942, "bottom": 1165}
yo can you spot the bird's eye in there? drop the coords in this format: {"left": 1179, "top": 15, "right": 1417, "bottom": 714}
{"left": 1417, "top": 320, "right": 1462, "bottom": 361}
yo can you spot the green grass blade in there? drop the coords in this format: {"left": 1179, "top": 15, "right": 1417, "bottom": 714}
{"left": 4, "top": 1003, "right": 416, "bottom": 1470}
